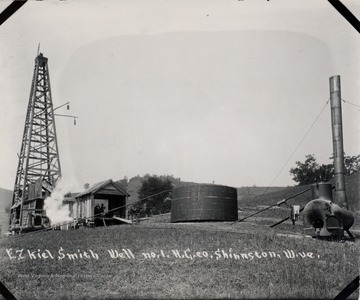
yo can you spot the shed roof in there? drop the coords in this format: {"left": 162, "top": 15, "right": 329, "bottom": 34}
{"left": 75, "top": 179, "right": 130, "bottom": 198}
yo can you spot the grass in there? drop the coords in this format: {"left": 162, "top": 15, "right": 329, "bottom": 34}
{"left": 0, "top": 221, "right": 358, "bottom": 300}
{"left": 0, "top": 174, "right": 359, "bottom": 299}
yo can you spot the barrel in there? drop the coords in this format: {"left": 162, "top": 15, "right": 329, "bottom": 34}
{"left": 311, "top": 183, "right": 333, "bottom": 201}
{"left": 171, "top": 184, "right": 238, "bottom": 222}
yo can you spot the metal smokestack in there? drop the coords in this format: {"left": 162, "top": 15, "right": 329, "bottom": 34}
{"left": 329, "top": 75, "right": 347, "bottom": 209}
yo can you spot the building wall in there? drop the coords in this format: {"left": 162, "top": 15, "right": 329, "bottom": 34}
{"left": 78, "top": 195, "right": 92, "bottom": 219}
{"left": 73, "top": 187, "right": 129, "bottom": 225}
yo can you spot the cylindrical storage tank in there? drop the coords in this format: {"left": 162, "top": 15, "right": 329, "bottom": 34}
{"left": 171, "top": 184, "right": 238, "bottom": 222}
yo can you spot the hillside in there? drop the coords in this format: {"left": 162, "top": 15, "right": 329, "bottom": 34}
{"left": 344, "top": 173, "right": 360, "bottom": 211}
{"left": 240, "top": 173, "right": 359, "bottom": 211}
{"left": 1, "top": 173, "right": 358, "bottom": 234}
{"left": 118, "top": 173, "right": 358, "bottom": 217}
{"left": 237, "top": 186, "right": 286, "bottom": 201}
{"left": 0, "top": 187, "right": 12, "bottom": 211}
{"left": 116, "top": 175, "right": 208, "bottom": 205}
{"left": 0, "top": 188, "right": 12, "bottom": 234}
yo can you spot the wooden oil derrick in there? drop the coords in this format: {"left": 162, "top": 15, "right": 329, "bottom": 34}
{"left": 9, "top": 53, "right": 61, "bottom": 232}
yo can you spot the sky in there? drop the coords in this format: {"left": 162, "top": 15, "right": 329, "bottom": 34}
{"left": 0, "top": 0, "right": 359, "bottom": 192}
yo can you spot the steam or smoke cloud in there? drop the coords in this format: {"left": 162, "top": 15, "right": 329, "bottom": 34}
{"left": 44, "top": 179, "right": 73, "bottom": 225}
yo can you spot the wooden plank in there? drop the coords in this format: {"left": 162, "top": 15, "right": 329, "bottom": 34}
{"left": 95, "top": 190, "right": 125, "bottom": 195}
{"left": 113, "top": 217, "right": 132, "bottom": 224}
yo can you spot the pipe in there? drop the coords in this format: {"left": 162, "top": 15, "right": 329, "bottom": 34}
{"left": 329, "top": 75, "right": 348, "bottom": 209}
{"left": 234, "top": 187, "right": 311, "bottom": 223}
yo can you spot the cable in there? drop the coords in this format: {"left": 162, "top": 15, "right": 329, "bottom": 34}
{"left": 230, "top": 187, "right": 311, "bottom": 225}
{"left": 269, "top": 206, "right": 305, "bottom": 228}
{"left": 251, "top": 99, "right": 329, "bottom": 203}
{"left": 342, "top": 98, "right": 360, "bottom": 109}
{"left": 6, "top": 189, "right": 173, "bottom": 239}
{"left": 15, "top": 100, "right": 328, "bottom": 236}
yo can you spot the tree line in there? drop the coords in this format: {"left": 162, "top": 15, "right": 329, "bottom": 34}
{"left": 118, "top": 174, "right": 178, "bottom": 218}
{"left": 290, "top": 154, "right": 360, "bottom": 185}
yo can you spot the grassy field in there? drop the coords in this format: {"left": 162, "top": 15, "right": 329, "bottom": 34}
{"left": 0, "top": 220, "right": 358, "bottom": 300}
{"left": 0, "top": 175, "right": 358, "bottom": 299}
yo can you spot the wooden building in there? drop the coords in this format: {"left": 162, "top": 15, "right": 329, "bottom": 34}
{"left": 72, "top": 179, "right": 130, "bottom": 226}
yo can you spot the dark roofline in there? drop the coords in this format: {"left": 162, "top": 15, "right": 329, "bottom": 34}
{"left": 63, "top": 197, "right": 76, "bottom": 203}
{"left": 75, "top": 179, "right": 130, "bottom": 198}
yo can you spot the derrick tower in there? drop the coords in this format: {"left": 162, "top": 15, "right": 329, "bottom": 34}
{"left": 9, "top": 53, "right": 61, "bottom": 232}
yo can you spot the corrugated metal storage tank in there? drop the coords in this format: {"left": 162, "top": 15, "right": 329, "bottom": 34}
{"left": 171, "top": 184, "right": 238, "bottom": 222}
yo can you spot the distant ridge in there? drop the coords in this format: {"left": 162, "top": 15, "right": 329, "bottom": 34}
{"left": 115, "top": 175, "right": 287, "bottom": 207}
{"left": 240, "top": 173, "right": 359, "bottom": 212}
{"left": 0, "top": 187, "right": 12, "bottom": 211}
{"left": 0, "top": 187, "right": 12, "bottom": 234}
{"left": 1, "top": 172, "right": 357, "bottom": 233}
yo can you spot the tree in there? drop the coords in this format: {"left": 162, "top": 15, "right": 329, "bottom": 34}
{"left": 135, "top": 175, "right": 174, "bottom": 216}
{"left": 290, "top": 154, "right": 332, "bottom": 185}
{"left": 344, "top": 154, "right": 360, "bottom": 175}
{"left": 116, "top": 176, "right": 128, "bottom": 191}
{"left": 290, "top": 154, "right": 360, "bottom": 186}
